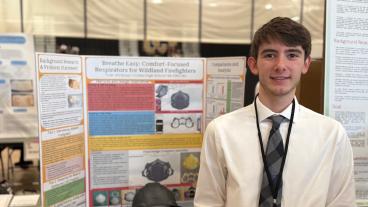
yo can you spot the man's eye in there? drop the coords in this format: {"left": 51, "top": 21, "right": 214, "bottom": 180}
{"left": 288, "top": 53, "right": 300, "bottom": 58}
{"left": 264, "top": 53, "right": 275, "bottom": 58}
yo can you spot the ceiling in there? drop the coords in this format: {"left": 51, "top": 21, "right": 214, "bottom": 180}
{"left": 0, "top": 0, "right": 325, "bottom": 57}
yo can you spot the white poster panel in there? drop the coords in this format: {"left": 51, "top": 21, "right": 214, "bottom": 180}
{"left": 324, "top": 0, "right": 368, "bottom": 204}
{"left": 36, "top": 53, "right": 86, "bottom": 207}
{"left": 205, "top": 57, "right": 246, "bottom": 126}
{"left": 0, "top": 34, "right": 38, "bottom": 140}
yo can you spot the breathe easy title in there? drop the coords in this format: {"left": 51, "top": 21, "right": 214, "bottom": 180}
{"left": 94, "top": 60, "right": 197, "bottom": 74}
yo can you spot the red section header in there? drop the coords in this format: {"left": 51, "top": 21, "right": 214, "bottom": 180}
{"left": 88, "top": 83, "right": 155, "bottom": 111}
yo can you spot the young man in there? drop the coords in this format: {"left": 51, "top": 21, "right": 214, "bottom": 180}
{"left": 194, "top": 17, "right": 356, "bottom": 207}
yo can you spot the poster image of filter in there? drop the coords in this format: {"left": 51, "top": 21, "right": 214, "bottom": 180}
{"left": 0, "top": 34, "right": 38, "bottom": 139}
{"left": 205, "top": 57, "right": 246, "bottom": 126}
{"left": 85, "top": 56, "right": 204, "bottom": 206}
{"left": 36, "top": 53, "right": 86, "bottom": 207}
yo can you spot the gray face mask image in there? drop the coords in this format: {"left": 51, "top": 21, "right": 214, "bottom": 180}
{"left": 142, "top": 159, "right": 174, "bottom": 182}
{"left": 156, "top": 85, "right": 168, "bottom": 98}
{"left": 171, "top": 90, "right": 190, "bottom": 110}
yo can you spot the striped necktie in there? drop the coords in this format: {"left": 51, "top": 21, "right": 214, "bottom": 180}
{"left": 259, "top": 115, "right": 285, "bottom": 207}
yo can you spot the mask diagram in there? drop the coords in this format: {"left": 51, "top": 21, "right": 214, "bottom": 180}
{"left": 171, "top": 117, "right": 194, "bottom": 128}
{"left": 155, "top": 114, "right": 201, "bottom": 134}
{"left": 128, "top": 150, "right": 200, "bottom": 202}
{"left": 142, "top": 159, "right": 174, "bottom": 182}
{"left": 171, "top": 90, "right": 190, "bottom": 110}
{"left": 154, "top": 83, "right": 203, "bottom": 134}
{"left": 155, "top": 83, "right": 202, "bottom": 111}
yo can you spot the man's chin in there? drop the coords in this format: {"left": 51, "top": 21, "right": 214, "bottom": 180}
{"left": 269, "top": 88, "right": 295, "bottom": 97}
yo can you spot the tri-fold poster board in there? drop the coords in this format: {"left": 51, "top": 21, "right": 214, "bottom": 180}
{"left": 35, "top": 54, "right": 246, "bottom": 206}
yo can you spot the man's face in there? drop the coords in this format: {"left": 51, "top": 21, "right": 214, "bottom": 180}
{"left": 248, "top": 40, "right": 311, "bottom": 100}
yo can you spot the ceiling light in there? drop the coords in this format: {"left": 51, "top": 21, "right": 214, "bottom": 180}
{"left": 152, "top": 0, "right": 162, "bottom": 4}
{"left": 265, "top": 4, "right": 272, "bottom": 10}
{"left": 209, "top": 3, "right": 218, "bottom": 7}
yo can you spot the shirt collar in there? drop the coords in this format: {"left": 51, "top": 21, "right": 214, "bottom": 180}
{"left": 254, "top": 96, "right": 300, "bottom": 123}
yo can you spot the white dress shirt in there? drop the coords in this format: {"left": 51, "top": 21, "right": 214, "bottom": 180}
{"left": 194, "top": 98, "right": 356, "bottom": 207}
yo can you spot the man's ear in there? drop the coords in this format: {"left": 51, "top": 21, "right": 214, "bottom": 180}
{"left": 247, "top": 57, "right": 258, "bottom": 75}
{"left": 302, "top": 56, "right": 312, "bottom": 74}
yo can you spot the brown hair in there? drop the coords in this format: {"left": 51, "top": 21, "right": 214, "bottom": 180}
{"left": 250, "top": 17, "right": 311, "bottom": 60}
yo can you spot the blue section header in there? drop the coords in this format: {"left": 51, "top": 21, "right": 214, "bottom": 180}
{"left": 14, "top": 108, "right": 28, "bottom": 112}
{"left": 0, "top": 36, "right": 26, "bottom": 44}
{"left": 11, "top": 60, "right": 27, "bottom": 66}
{"left": 89, "top": 111, "right": 155, "bottom": 136}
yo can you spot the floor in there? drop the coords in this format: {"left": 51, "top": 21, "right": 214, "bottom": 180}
{"left": 0, "top": 147, "right": 40, "bottom": 195}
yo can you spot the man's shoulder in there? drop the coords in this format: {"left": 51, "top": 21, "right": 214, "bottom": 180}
{"left": 205, "top": 105, "right": 254, "bottom": 136}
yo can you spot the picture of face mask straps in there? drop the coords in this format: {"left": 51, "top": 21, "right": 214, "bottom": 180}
{"left": 170, "top": 117, "right": 194, "bottom": 129}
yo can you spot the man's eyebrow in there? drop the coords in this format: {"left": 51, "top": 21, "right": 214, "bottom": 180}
{"left": 260, "top": 49, "right": 277, "bottom": 54}
{"left": 259, "top": 48, "right": 303, "bottom": 55}
{"left": 286, "top": 48, "right": 303, "bottom": 54}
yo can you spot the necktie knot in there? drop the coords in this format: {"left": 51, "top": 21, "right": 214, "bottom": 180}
{"left": 268, "top": 115, "right": 285, "bottom": 130}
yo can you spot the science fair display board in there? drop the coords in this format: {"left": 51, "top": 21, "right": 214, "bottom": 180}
{"left": 0, "top": 34, "right": 38, "bottom": 140}
{"left": 205, "top": 57, "right": 246, "bottom": 127}
{"left": 36, "top": 54, "right": 246, "bottom": 207}
{"left": 324, "top": 0, "right": 368, "bottom": 205}
{"left": 36, "top": 54, "right": 85, "bottom": 206}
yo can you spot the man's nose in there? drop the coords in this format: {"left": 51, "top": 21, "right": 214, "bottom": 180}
{"left": 274, "top": 56, "right": 287, "bottom": 71}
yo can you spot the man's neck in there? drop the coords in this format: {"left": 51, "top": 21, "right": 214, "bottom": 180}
{"left": 258, "top": 93, "right": 294, "bottom": 113}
